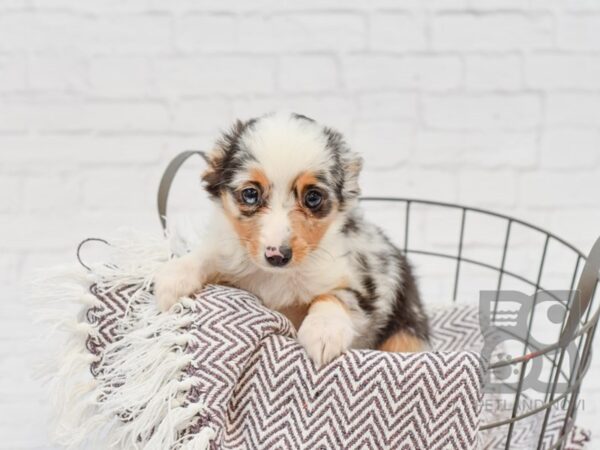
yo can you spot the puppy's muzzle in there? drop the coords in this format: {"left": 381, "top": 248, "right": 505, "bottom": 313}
{"left": 264, "top": 245, "right": 292, "bottom": 267}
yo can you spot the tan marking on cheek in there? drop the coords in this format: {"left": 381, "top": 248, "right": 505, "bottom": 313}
{"left": 288, "top": 209, "right": 336, "bottom": 263}
{"left": 378, "top": 331, "right": 426, "bottom": 353}
{"left": 220, "top": 193, "right": 262, "bottom": 258}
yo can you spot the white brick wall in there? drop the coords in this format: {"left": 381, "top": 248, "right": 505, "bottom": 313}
{"left": 1, "top": 1, "right": 599, "bottom": 447}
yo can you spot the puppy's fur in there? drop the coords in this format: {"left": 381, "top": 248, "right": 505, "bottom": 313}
{"left": 155, "top": 113, "right": 429, "bottom": 365}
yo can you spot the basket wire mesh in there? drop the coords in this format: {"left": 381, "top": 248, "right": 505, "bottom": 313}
{"left": 157, "top": 153, "right": 599, "bottom": 450}
{"left": 361, "top": 197, "right": 599, "bottom": 450}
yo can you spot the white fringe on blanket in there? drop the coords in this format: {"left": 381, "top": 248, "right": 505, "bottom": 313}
{"left": 32, "top": 231, "right": 215, "bottom": 450}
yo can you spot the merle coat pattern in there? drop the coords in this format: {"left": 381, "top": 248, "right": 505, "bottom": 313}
{"left": 154, "top": 112, "right": 429, "bottom": 365}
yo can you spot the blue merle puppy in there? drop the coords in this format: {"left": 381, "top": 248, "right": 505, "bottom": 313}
{"left": 154, "top": 112, "right": 429, "bottom": 366}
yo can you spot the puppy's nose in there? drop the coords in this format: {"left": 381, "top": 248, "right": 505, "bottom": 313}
{"left": 264, "top": 245, "right": 293, "bottom": 267}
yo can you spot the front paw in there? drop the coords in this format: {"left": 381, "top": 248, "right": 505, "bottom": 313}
{"left": 297, "top": 299, "right": 356, "bottom": 367}
{"left": 153, "top": 261, "right": 204, "bottom": 312}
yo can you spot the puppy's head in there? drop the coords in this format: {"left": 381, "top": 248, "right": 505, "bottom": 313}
{"left": 202, "top": 113, "right": 362, "bottom": 271}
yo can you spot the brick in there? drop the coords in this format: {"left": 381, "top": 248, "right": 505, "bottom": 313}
{"left": 0, "top": 211, "right": 158, "bottom": 252}
{"left": 356, "top": 93, "right": 419, "bottom": 121}
{"left": 279, "top": 55, "right": 338, "bottom": 93}
{"left": 0, "top": 100, "right": 85, "bottom": 132}
{"left": 232, "top": 96, "right": 280, "bottom": 121}
{"left": 82, "top": 168, "right": 156, "bottom": 211}
{"left": 370, "top": 13, "right": 427, "bottom": 51}
{"left": 558, "top": 15, "right": 600, "bottom": 50}
{"left": 415, "top": 130, "right": 538, "bottom": 168}
{"left": 351, "top": 122, "right": 415, "bottom": 169}
{"left": 236, "top": 15, "right": 278, "bottom": 52}
{"left": 465, "top": 54, "right": 522, "bottom": 91}
{"left": 551, "top": 211, "right": 600, "bottom": 255}
{"left": 148, "top": 0, "right": 281, "bottom": 12}
{"left": 0, "top": 136, "right": 164, "bottom": 166}
{"left": 0, "top": 54, "right": 27, "bottom": 92}
{"left": 91, "top": 15, "right": 173, "bottom": 53}
{"left": 282, "top": 96, "right": 357, "bottom": 133}
{"left": 0, "top": 176, "right": 21, "bottom": 213}
{"left": 32, "top": 0, "right": 149, "bottom": 12}
{"left": 563, "top": 0, "right": 600, "bottom": 11}
{"left": 546, "top": 93, "right": 600, "bottom": 127}
{"left": 459, "top": 169, "right": 518, "bottom": 207}
{"left": 0, "top": 11, "right": 91, "bottom": 51}
{"left": 0, "top": 302, "right": 47, "bottom": 341}
{"left": 161, "top": 136, "right": 216, "bottom": 161}
{"left": 0, "top": 0, "right": 31, "bottom": 8}
{"left": 422, "top": 94, "right": 542, "bottom": 130}
{"left": 176, "top": 14, "right": 237, "bottom": 52}
{"left": 238, "top": 13, "right": 366, "bottom": 52}
{"left": 540, "top": 129, "right": 600, "bottom": 169}
{"left": 519, "top": 172, "right": 600, "bottom": 208}
{"left": 154, "top": 56, "right": 276, "bottom": 95}
{"left": 172, "top": 98, "right": 232, "bottom": 134}
{"left": 232, "top": 95, "right": 357, "bottom": 132}
{"left": 90, "top": 56, "right": 151, "bottom": 96}
{"left": 88, "top": 101, "right": 171, "bottom": 132}
{"left": 344, "top": 55, "right": 462, "bottom": 91}
{"left": 423, "top": 0, "right": 468, "bottom": 10}
{"left": 19, "top": 250, "right": 78, "bottom": 282}
{"left": 0, "top": 215, "right": 74, "bottom": 251}
{"left": 526, "top": 54, "right": 600, "bottom": 89}
{"left": 22, "top": 174, "right": 80, "bottom": 213}
{"left": 0, "top": 399, "right": 56, "bottom": 448}
{"left": 431, "top": 13, "right": 554, "bottom": 51}
{"left": 361, "top": 167, "right": 458, "bottom": 202}
{"left": 462, "top": 132, "right": 538, "bottom": 168}
{"left": 28, "top": 55, "right": 87, "bottom": 91}
{"left": 360, "top": 0, "right": 422, "bottom": 11}
{"left": 463, "top": 0, "right": 533, "bottom": 10}
{"left": 279, "top": 13, "right": 366, "bottom": 51}
{"left": 273, "top": 0, "right": 377, "bottom": 9}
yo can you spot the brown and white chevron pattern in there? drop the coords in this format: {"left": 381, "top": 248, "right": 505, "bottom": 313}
{"left": 224, "top": 338, "right": 483, "bottom": 449}
{"left": 86, "top": 283, "right": 589, "bottom": 449}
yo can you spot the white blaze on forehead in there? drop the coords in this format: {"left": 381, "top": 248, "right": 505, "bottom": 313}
{"left": 239, "top": 113, "right": 332, "bottom": 189}
{"left": 259, "top": 183, "right": 295, "bottom": 248}
{"left": 259, "top": 201, "right": 290, "bottom": 248}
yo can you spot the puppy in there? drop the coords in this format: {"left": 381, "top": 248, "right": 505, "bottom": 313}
{"left": 154, "top": 112, "right": 429, "bottom": 366}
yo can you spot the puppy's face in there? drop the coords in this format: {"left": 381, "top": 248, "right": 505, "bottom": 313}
{"left": 203, "top": 113, "right": 362, "bottom": 271}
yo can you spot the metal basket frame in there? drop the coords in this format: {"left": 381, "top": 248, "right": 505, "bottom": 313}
{"left": 157, "top": 151, "right": 600, "bottom": 450}
{"left": 361, "top": 197, "right": 600, "bottom": 450}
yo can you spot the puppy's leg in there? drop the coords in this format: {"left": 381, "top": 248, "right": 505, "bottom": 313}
{"left": 154, "top": 249, "right": 212, "bottom": 312}
{"left": 297, "top": 294, "right": 357, "bottom": 367}
{"left": 378, "top": 331, "right": 427, "bottom": 353}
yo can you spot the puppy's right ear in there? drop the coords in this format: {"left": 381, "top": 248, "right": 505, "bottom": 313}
{"left": 201, "top": 119, "right": 250, "bottom": 198}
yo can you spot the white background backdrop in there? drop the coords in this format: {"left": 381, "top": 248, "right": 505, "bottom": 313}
{"left": 1, "top": 0, "right": 600, "bottom": 447}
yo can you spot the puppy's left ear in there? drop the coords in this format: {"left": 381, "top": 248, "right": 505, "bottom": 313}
{"left": 202, "top": 119, "right": 250, "bottom": 198}
{"left": 343, "top": 151, "right": 363, "bottom": 200}
{"left": 201, "top": 144, "right": 226, "bottom": 198}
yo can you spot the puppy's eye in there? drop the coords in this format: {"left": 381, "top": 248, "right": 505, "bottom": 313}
{"left": 241, "top": 187, "right": 260, "bottom": 206}
{"left": 304, "top": 189, "right": 323, "bottom": 210}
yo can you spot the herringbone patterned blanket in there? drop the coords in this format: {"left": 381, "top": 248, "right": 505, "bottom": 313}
{"left": 38, "top": 236, "right": 590, "bottom": 449}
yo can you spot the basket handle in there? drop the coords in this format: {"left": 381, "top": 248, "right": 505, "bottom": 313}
{"left": 157, "top": 150, "right": 208, "bottom": 232}
{"left": 559, "top": 236, "right": 600, "bottom": 347}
